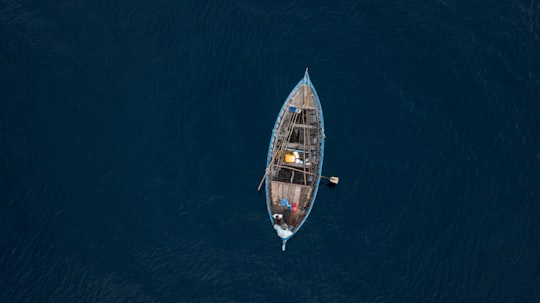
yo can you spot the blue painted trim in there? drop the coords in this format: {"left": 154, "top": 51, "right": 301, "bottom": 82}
{"left": 265, "top": 71, "right": 325, "bottom": 242}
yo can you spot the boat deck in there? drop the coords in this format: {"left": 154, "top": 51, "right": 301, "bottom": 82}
{"left": 266, "top": 75, "right": 324, "bottom": 232}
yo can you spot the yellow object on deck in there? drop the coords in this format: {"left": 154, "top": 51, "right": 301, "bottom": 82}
{"left": 284, "top": 153, "right": 296, "bottom": 163}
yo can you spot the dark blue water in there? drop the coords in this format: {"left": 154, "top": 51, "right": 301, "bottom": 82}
{"left": 2, "top": 1, "right": 540, "bottom": 302}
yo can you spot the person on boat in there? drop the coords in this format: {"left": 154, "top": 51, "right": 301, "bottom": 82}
{"left": 272, "top": 214, "right": 293, "bottom": 239}
{"left": 273, "top": 213, "right": 284, "bottom": 225}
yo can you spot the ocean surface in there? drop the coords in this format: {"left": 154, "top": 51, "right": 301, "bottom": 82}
{"left": 1, "top": 1, "right": 540, "bottom": 302}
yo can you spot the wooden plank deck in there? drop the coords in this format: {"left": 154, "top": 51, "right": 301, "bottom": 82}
{"left": 269, "top": 181, "right": 313, "bottom": 209}
{"left": 269, "top": 182, "right": 312, "bottom": 230}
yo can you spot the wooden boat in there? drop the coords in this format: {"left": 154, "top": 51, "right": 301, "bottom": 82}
{"left": 258, "top": 69, "right": 338, "bottom": 251}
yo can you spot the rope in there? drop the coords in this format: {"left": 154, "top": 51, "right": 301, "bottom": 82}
{"left": 274, "top": 164, "right": 332, "bottom": 180}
